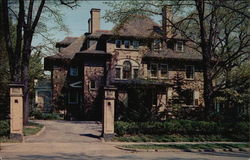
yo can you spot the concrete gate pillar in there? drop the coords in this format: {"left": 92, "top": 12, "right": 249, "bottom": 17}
{"left": 9, "top": 83, "right": 24, "bottom": 142}
{"left": 102, "top": 86, "right": 116, "bottom": 140}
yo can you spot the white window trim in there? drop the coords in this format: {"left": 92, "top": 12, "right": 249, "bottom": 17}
{"left": 176, "top": 41, "right": 184, "bottom": 52}
{"left": 132, "top": 67, "right": 139, "bottom": 79}
{"left": 115, "top": 40, "right": 121, "bottom": 48}
{"left": 70, "top": 67, "right": 78, "bottom": 76}
{"left": 185, "top": 65, "right": 195, "bottom": 80}
{"left": 150, "top": 63, "right": 158, "bottom": 78}
{"left": 115, "top": 67, "right": 122, "bottom": 79}
{"left": 89, "top": 80, "right": 97, "bottom": 90}
{"left": 132, "top": 40, "right": 139, "bottom": 49}
{"left": 160, "top": 64, "right": 168, "bottom": 79}
{"left": 68, "top": 91, "right": 78, "bottom": 104}
{"left": 153, "top": 39, "right": 162, "bottom": 50}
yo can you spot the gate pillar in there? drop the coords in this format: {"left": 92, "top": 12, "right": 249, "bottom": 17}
{"left": 102, "top": 86, "right": 116, "bottom": 140}
{"left": 9, "top": 83, "right": 24, "bottom": 142}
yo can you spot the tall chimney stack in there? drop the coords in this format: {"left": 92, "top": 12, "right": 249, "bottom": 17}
{"left": 162, "top": 5, "right": 173, "bottom": 39}
{"left": 90, "top": 8, "right": 100, "bottom": 34}
{"left": 88, "top": 18, "right": 92, "bottom": 33}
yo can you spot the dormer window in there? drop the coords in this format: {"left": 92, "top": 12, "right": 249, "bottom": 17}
{"left": 115, "top": 40, "right": 121, "bottom": 48}
{"left": 153, "top": 39, "right": 161, "bottom": 50}
{"left": 124, "top": 40, "right": 130, "bottom": 49}
{"left": 70, "top": 67, "right": 78, "bottom": 76}
{"left": 176, "top": 41, "right": 184, "bottom": 52}
{"left": 132, "top": 40, "right": 139, "bottom": 49}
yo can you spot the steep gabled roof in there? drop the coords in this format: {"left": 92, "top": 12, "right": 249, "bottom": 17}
{"left": 55, "top": 37, "right": 79, "bottom": 47}
{"left": 112, "top": 15, "right": 162, "bottom": 38}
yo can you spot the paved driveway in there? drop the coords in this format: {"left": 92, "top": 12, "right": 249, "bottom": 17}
{"left": 25, "top": 120, "right": 102, "bottom": 143}
{"left": 1, "top": 120, "right": 249, "bottom": 160}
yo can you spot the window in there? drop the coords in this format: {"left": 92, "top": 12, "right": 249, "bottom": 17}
{"left": 133, "top": 68, "right": 139, "bottom": 78}
{"left": 160, "top": 64, "right": 168, "bottom": 78}
{"left": 90, "top": 80, "right": 96, "bottom": 90}
{"left": 176, "top": 41, "right": 184, "bottom": 52}
{"left": 186, "top": 65, "right": 194, "bottom": 79}
{"left": 122, "top": 61, "right": 132, "bottom": 79}
{"left": 132, "top": 40, "right": 139, "bottom": 49}
{"left": 115, "top": 40, "right": 121, "bottom": 48}
{"left": 68, "top": 90, "right": 78, "bottom": 104}
{"left": 150, "top": 63, "right": 158, "bottom": 78}
{"left": 184, "top": 89, "right": 194, "bottom": 105}
{"left": 153, "top": 39, "right": 161, "bottom": 50}
{"left": 115, "top": 67, "right": 121, "bottom": 79}
{"left": 124, "top": 40, "right": 130, "bottom": 49}
{"left": 70, "top": 67, "right": 78, "bottom": 76}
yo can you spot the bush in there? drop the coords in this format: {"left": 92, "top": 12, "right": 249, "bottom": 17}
{"left": 31, "top": 109, "right": 61, "bottom": 120}
{"left": 114, "top": 120, "right": 249, "bottom": 141}
{"left": 0, "top": 120, "right": 9, "bottom": 136}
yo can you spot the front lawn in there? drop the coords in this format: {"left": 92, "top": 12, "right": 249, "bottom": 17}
{"left": 23, "top": 122, "right": 44, "bottom": 136}
{"left": 121, "top": 143, "right": 250, "bottom": 150}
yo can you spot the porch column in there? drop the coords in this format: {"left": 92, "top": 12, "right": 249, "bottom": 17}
{"left": 9, "top": 83, "right": 24, "bottom": 142}
{"left": 102, "top": 86, "right": 116, "bottom": 140}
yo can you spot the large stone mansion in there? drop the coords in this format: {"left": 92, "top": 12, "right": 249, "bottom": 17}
{"left": 44, "top": 7, "right": 204, "bottom": 120}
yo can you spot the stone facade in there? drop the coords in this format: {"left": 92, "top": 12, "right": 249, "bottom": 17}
{"left": 44, "top": 8, "right": 204, "bottom": 120}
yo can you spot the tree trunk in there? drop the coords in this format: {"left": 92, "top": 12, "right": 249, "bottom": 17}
{"left": 22, "top": 35, "right": 32, "bottom": 125}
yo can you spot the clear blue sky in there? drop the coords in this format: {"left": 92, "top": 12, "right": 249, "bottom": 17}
{"left": 33, "top": 1, "right": 114, "bottom": 47}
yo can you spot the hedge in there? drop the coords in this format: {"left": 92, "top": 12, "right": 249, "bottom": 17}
{"left": 115, "top": 120, "right": 249, "bottom": 141}
{"left": 31, "top": 110, "right": 61, "bottom": 120}
{"left": 0, "top": 120, "right": 9, "bottom": 136}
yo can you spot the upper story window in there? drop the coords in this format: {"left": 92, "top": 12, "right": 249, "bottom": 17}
{"left": 132, "top": 40, "right": 139, "bottom": 49}
{"left": 176, "top": 41, "right": 184, "bottom": 52}
{"left": 70, "top": 67, "right": 78, "bottom": 76}
{"left": 153, "top": 39, "right": 161, "bottom": 50}
{"left": 122, "top": 61, "right": 132, "bottom": 79}
{"left": 124, "top": 40, "right": 130, "bottom": 49}
{"left": 115, "top": 40, "right": 121, "bottom": 48}
{"left": 150, "top": 63, "right": 158, "bottom": 78}
{"left": 133, "top": 68, "right": 139, "bottom": 79}
{"left": 160, "top": 64, "right": 168, "bottom": 78}
{"left": 185, "top": 65, "right": 194, "bottom": 79}
{"left": 115, "top": 67, "right": 121, "bottom": 79}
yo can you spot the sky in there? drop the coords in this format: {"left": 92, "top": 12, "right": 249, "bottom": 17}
{"left": 32, "top": 1, "right": 114, "bottom": 47}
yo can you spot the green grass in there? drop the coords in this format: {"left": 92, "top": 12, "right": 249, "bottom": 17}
{"left": 23, "top": 122, "right": 44, "bottom": 136}
{"left": 121, "top": 143, "right": 250, "bottom": 150}
{"left": 113, "top": 134, "right": 235, "bottom": 142}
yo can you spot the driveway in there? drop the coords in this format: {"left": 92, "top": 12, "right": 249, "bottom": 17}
{"left": 25, "top": 120, "right": 102, "bottom": 143}
{"left": 1, "top": 120, "right": 249, "bottom": 160}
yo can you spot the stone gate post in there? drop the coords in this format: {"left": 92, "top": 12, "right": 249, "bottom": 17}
{"left": 9, "top": 83, "right": 24, "bottom": 142}
{"left": 102, "top": 86, "right": 116, "bottom": 140}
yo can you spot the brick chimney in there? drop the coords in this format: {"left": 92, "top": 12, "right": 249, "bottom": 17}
{"left": 88, "top": 18, "right": 92, "bottom": 33}
{"left": 162, "top": 5, "right": 173, "bottom": 38}
{"left": 89, "top": 8, "right": 100, "bottom": 34}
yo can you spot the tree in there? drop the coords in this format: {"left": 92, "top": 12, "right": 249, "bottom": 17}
{"left": 104, "top": 0, "right": 250, "bottom": 118}
{"left": 1, "top": 0, "right": 79, "bottom": 124}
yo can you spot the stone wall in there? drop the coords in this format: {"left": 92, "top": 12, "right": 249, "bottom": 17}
{"left": 52, "top": 67, "right": 68, "bottom": 107}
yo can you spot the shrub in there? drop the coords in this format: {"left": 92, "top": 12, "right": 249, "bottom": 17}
{"left": 114, "top": 120, "right": 249, "bottom": 141}
{"left": 0, "top": 120, "right": 9, "bottom": 136}
{"left": 31, "top": 109, "right": 61, "bottom": 120}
